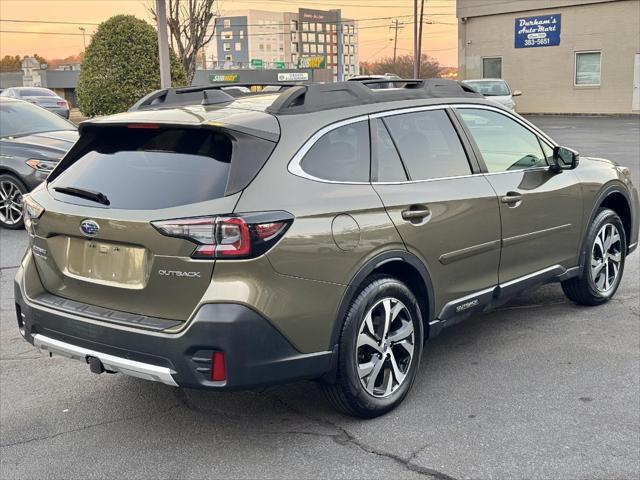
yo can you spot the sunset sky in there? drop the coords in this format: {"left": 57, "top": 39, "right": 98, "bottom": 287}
{"left": 0, "top": 0, "right": 459, "bottom": 66}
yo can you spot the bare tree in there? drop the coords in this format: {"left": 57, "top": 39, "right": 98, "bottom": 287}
{"left": 150, "top": 0, "right": 218, "bottom": 84}
{"left": 360, "top": 54, "right": 442, "bottom": 79}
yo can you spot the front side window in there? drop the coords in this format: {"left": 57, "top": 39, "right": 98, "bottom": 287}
{"left": 300, "top": 120, "right": 370, "bottom": 182}
{"left": 482, "top": 57, "right": 502, "bottom": 78}
{"left": 458, "top": 108, "right": 546, "bottom": 172}
{"left": 575, "top": 51, "right": 601, "bottom": 86}
{"left": 382, "top": 109, "right": 471, "bottom": 181}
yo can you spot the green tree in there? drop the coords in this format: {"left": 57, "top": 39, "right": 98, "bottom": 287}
{"left": 77, "top": 15, "right": 187, "bottom": 116}
{"left": 0, "top": 55, "right": 22, "bottom": 72}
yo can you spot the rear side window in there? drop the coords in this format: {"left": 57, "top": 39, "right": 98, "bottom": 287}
{"left": 383, "top": 109, "right": 471, "bottom": 181}
{"left": 50, "top": 126, "right": 274, "bottom": 210}
{"left": 300, "top": 120, "right": 370, "bottom": 182}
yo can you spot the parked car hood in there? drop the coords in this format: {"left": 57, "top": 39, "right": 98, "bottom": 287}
{"left": 0, "top": 130, "right": 78, "bottom": 160}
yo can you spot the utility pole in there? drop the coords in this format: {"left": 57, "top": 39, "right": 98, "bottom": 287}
{"left": 413, "top": 0, "right": 418, "bottom": 78}
{"left": 155, "top": 0, "right": 171, "bottom": 88}
{"left": 390, "top": 19, "right": 404, "bottom": 64}
{"left": 78, "top": 27, "right": 86, "bottom": 50}
{"left": 417, "top": 0, "right": 425, "bottom": 77}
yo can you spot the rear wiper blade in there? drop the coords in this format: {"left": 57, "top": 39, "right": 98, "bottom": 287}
{"left": 53, "top": 186, "right": 110, "bottom": 206}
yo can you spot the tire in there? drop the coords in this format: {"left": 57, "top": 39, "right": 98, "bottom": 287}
{"left": 0, "top": 174, "right": 27, "bottom": 230}
{"left": 322, "top": 275, "right": 424, "bottom": 418}
{"left": 562, "top": 208, "right": 627, "bottom": 306}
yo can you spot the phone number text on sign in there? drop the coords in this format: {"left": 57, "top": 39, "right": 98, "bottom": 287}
{"left": 515, "top": 14, "right": 561, "bottom": 48}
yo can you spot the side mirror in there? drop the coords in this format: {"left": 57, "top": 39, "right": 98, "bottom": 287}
{"left": 512, "top": 90, "right": 522, "bottom": 97}
{"left": 551, "top": 146, "right": 579, "bottom": 172}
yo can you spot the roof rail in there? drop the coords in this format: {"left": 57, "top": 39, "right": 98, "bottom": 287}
{"left": 265, "top": 79, "right": 482, "bottom": 115}
{"left": 129, "top": 83, "right": 301, "bottom": 112}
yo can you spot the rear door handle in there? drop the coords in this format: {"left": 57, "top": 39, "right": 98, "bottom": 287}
{"left": 401, "top": 206, "right": 431, "bottom": 221}
{"left": 500, "top": 192, "right": 523, "bottom": 204}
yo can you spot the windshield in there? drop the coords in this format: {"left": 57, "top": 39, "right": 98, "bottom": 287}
{"left": 18, "top": 88, "right": 57, "bottom": 97}
{"left": 0, "top": 101, "right": 76, "bottom": 138}
{"left": 465, "top": 81, "right": 510, "bottom": 96}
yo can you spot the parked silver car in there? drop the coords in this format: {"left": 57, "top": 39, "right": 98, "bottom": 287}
{"left": 0, "top": 87, "right": 70, "bottom": 119}
{"left": 462, "top": 78, "right": 522, "bottom": 111}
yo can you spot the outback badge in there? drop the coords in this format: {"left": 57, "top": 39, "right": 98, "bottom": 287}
{"left": 80, "top": 219, "right": 100, "bottom": 236}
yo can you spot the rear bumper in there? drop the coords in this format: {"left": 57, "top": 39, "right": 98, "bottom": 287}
{"left": 14, "top": 265, "right": 333, "bottom": 390}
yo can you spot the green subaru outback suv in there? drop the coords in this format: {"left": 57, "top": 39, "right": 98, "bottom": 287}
{"left": 14, "top": 80, "right": 639, "bottom": 417}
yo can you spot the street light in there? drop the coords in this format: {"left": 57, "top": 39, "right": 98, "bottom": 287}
{"left": 78, "top": 26, "right": 86, "bottom": 50}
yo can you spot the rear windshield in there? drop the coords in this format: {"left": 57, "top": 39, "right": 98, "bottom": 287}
{"left": 0, "top": 101, "right": 75, "bottom": 138}
{"left": 49, "top": 126, "right": 274, "bottom": 209}
{"left": 465, "top": 81, "right": 510, "bottom": 96}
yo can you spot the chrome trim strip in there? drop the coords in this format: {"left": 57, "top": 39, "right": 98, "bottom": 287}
{"left": 369, "top": 104, "right": 448, "bottom": 119}
{"left": 499, "top": 264, "right": 563, "bottom": 289}
{"left": 33, "top": 334, "right": 179, "bottom": 387}
{"left": 438, "top": 239, "right": 501, "bottom": 265}
{"left": 502, "top": 224, "right": 572, "bottom": 247}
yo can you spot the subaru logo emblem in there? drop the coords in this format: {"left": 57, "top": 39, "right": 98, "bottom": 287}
{"left": 80, "top": 219, "right": 100, "bottom": 236}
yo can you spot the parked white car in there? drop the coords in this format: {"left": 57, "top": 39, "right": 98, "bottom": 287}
{"left": 462, "top": 78, "right": 522, "bottom": 111}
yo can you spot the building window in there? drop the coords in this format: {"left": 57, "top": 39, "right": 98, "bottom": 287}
{"left": 575, "top": 51, "right": 601, "bottom": 86}
{"left": 291, "top": 32, "right": 298, "bottom": 42}
{"left": 225, "top": 55, "right": 232, "bottom": 61}
{"left": 310, "top": 44, "right": 317, "bottom": 54}
{"left": 235, "top": 42, "right": 242, "bottom": 52}
{"left": 482, "top": 57, "right": 502, "bottom": 78}
{"left": 302, "top": 22, "right": 309, "bottom": 31}
{"left": 223, "top": 43, "right": 231, "bottom": 52}
{"left": 291, "top": 20, "right": 298, "bottom": 31}
{"left": 292, "top": 54, "right": 298, "bottom": 64}
{"left": 301, "top": 32, "right": 308, "bottom": 42}
{"left": 223, "top": 19, "right": 231, "bottom": 28}
{"left": 240, "top": 30, "right": 244, "bottom": 39}
{"left": 318, "top": 33, "right": 325, "bottom": 43}
{"left": 221, "top": 31, "right": 233, "bottom": 40}
{"left": 303, "top": 44, "right": 310, "bottom": 53}
{"left": 318, "top": 44, "right": 325, "bottom": 53}
{"left": 291, "top": 43, "right": 298, "bottom": 53}
{"left": 259, "top": 44, "right": 264, "bottom": 51}
{"left": 310, "top": 22, "right": 316, "bottom": 32}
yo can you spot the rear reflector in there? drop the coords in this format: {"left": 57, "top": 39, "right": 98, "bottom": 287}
{"left": 211, "top": 351, "right": 226, "bottom": 381}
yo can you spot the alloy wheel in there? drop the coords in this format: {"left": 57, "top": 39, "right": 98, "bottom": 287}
{"left": 0, "top": 179, "right": 23, "bottom": 226}
{"left": 356, "top": 297, "right": 415, "bottom": 398}
{"left": 590, "top": 223, "right": 622, "bottom": 293}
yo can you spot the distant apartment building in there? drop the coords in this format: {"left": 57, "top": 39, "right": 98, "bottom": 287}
{"left": 205, "top": 8, "right": 359, "bottom": 81}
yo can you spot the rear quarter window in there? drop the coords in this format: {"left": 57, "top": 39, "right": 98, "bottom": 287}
{"left": 299, "top": 120, "right": 370, "bottom": 182}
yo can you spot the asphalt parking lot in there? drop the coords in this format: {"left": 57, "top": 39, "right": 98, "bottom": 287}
{"left": 1, "top": 115, "right": 639, "bottom": 479}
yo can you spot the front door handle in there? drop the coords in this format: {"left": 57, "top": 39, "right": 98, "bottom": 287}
{"left": 501, "top": 192, "right": 523, "bottom": 205}
{"left": 401, "top": 206, "right": 431, "bottom": 222}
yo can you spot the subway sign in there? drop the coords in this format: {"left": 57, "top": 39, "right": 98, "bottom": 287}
{"left": 298, "top": 56, "right": 326, "bottom": 69}
{"left": 209, "top": 74, "right": 239, "bottom": 83}
{"left": 515, "top": 14, "right": 561, "bottom": 48}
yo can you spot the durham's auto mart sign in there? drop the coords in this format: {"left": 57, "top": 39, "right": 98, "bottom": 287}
{"left": 515, "top": 14, "right": 561, "bottom": 48}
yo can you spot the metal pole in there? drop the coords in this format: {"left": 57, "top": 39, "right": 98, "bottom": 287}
{"left": 155, "top": 0, "right": 171, "bottom": 88}
{"left": 390, "top": 19, "right": 403, "bottom": 65}
{"left": 413, "top": 0, "right": 418, "bottom": 78}
{"left": 78, "top": 27, "right": 86, "bottom": 50}
{"left": 336, "top": 11, "right": 344, "bottom": 82}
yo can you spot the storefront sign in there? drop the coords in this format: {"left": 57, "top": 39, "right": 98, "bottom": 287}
{"left": 515, "top": 14, "right": 561, "bottom": 48}
{"left": 298, "top": 56, "right": 326, "bottom": 69}
{"left": 209, "top": 74, "right": 239, "bottom": 83}
{"left": 277, "top": 72, "right": 309, "bottom": 82}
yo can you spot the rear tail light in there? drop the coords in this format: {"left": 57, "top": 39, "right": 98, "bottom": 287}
{"left": 56, "top": 100, "right": 68, "bottom": 107}
{"left": 23, "top": 195, "right": 45, "bottom": 236}
{"left": 152, "top": 211, "right": 292, "bottom": 259}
